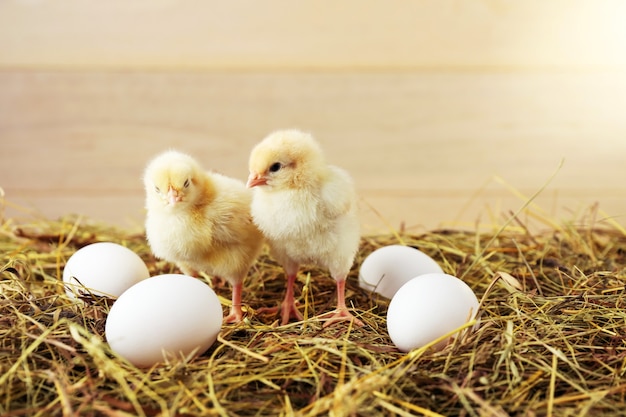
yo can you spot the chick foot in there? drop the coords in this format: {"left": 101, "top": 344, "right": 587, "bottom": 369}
{"left": 320, "top": 279, "right": 364, "bottom": 327}
{"left": 224, "top": 307, "right": 244, "bottom": 324}
{"left": 223, "top": 282, "right": 245, "bottom": 324}
{"left": 319, "top": 308, "right": 364, "bottom": 328}
{"left": 257, "top": 300, "right": 304, "bottom": 325}
{"left": 258, "top": 272, "right": 304, "bottom": 325}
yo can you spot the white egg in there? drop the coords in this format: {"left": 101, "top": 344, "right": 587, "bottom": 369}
{"left": 105, "top": 274, "right": 223, "bottom": 367}
{"left": 359, "top": 245, "right": 444, "bottom": 299}
{"left": 386, "top": 273, "right": 479, "bottom": 352}
{"left": 63, "top": 242, "right": 150, "bottom": 298}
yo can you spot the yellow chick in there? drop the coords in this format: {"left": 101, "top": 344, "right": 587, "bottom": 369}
{"left": 143, "top": 150, "right": 264, "bottom": 323}
{"left": 247, "top": 130, "right": 363, "bottom": 327}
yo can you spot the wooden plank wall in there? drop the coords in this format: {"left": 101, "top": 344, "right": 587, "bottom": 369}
{"left": 1, "top": 1, "right": 625, "bottom": 234}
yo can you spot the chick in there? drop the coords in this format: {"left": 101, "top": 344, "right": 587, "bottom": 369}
{"left": 247, "top": 130, "right": 363, "bottom": 327}
{"left": 144, "top": 150, "right": 264, "bottom": 323}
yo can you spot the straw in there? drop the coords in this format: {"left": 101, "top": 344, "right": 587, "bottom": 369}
{"left": 1, "top": 201, "right": 626, "bottom": 416}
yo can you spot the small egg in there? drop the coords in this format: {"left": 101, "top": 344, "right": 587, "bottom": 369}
{"left": 63, "top": 242, "right": 150, "bottom": 298}
{"left": 386, "top": 273, "right": 479, "bottom": 352}
{"left": 105, "top": 274, "right": 222, "bottom": 367}
{"left": 359, "top": 245, "right": 443, "bottom": 299}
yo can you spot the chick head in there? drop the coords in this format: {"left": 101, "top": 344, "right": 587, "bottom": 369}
{"left": 144, "top": 150, "right": 202, "bottom": 208}
{"left": 247, "top": 129, "right": 326, "bottom": 190}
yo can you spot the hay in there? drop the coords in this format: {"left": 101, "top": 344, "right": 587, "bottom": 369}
{"left": 2, "top": 207, "right": 626, "bottom": 417}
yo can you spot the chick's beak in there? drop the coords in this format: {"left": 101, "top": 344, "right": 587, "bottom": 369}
{"left": 167, "top": 186, "right": 182, "bottom": 204}
{"left": 247, "top": 173, "right": 267, "bottom": 188}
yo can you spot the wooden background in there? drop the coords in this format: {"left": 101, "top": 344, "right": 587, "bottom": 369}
{"left": 1, "top": 0, "right": 625, "bottom": 234}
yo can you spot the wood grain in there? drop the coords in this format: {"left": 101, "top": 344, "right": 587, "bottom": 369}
{"left": 2, "top": 71, "right": 625, "bottom": 233}
{"left": 1, "top": 1, "right": 625, "bottom": 70}
{"left": 1, "top": 1, "right": 625, "bottom": 233}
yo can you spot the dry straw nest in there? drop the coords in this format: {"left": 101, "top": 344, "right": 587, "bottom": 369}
{"left": 1, "top": 203, "right": 626, "bottom": 416}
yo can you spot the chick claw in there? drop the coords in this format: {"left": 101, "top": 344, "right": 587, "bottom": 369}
{"left": 257, "top": 300, "right": 304, "bottom": 326}
{"left": 319, "top": 308, "right": 365, "bottom": 328}
{"left": 281, "top": 300, "right": 304, "bottom": 325}
{"left": 223, "top": 306, "right": 244, "bottom": 324}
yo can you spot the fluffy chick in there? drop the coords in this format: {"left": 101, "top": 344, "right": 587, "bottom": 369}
{"left": 144, "top": 150, "right": 264, "bottom": 323}
{"left": 247, "top": 129, "right": 363, "bottom": 327}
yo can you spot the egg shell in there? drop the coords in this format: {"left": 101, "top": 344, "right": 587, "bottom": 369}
{"left": 386, "top": 273, "right": 479, "bottom": 352}
{"left": 359, "top": 245, "right": 444, "bottom": 299}
{"left": 63, "top": 242, "right": 150, "bottom": 298}
{"left": 105, "top": 274, "right": 223, "bottom": 367}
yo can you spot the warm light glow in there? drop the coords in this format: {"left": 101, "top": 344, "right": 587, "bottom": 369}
{"left": 0, "top": 0, "right": 625, "bottom": 70}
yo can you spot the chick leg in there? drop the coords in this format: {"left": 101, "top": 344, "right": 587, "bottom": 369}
{"left": 321, "top": 278, "right": 364, "bottom": 328}
{"left": 257, "top": 272, "right": 303, "bottom": 325}
{"left": 224, "top": 282, "right": 244, "bottom": 323}
{"left": 280, "top": 273, "right": 304, "bottom": 325}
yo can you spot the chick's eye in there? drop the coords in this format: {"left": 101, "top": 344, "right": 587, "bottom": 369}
{"left": 183, "top": 179, "right": 190, "bottom": 188}
{"left": 269, "top": 162, "right": 282, "bottom": 173}
{"left": 154, "top": 185, "right": 161, "bottom": 193}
